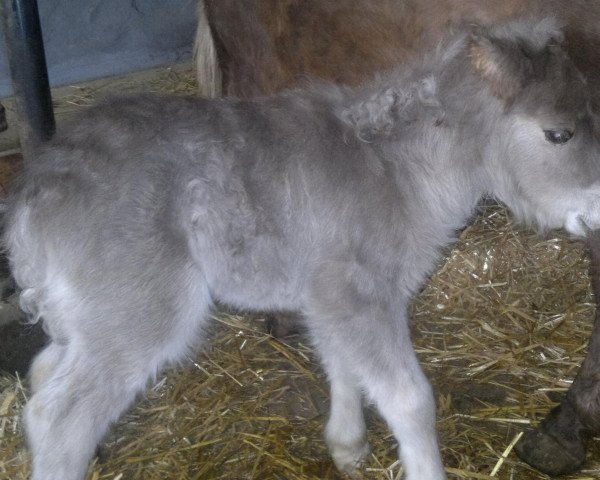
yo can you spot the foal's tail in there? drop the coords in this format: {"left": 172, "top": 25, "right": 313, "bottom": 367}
{"left": 2, "top": 170, "right": 83, "bottom": 308}
{"left": 194, "top": 0, "right": 222, "bottom": 98}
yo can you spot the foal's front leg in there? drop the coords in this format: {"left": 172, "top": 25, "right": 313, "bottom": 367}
{"left": 306, "top": 292, "right": 446, "bottom": 480}
{"left": 323, "top": 359, "right": 370, "bottom": 473}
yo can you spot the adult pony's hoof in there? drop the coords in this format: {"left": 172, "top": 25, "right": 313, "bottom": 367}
{"left": 515, "top": 404, "right": 587, "bottom": 475}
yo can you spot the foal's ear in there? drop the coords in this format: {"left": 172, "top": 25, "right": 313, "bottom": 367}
{"left": 469, "top": 18, "right": 563, "bottom": 101}
{"left": 469, "top": 35, "right": 536, "bottom": 102}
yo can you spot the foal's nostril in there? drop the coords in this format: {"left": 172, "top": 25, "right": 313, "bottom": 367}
{"left": 19, "top": 288, "right": 39, "bottom": 318}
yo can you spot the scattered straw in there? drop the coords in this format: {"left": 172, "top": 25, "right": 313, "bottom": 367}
{"left": 490, "top": 432, "right": 523, "bottom": 476}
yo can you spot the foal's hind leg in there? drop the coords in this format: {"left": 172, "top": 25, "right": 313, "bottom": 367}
{"left": 24, "top": 268, "right": 210, "bottom": 480}
{"left": 306, "top": 293, "right": 446, "bottom": 480}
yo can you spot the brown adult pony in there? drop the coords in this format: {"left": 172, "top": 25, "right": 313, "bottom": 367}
{"left": 195, "top": 0, "right": 600, "bottom": 101}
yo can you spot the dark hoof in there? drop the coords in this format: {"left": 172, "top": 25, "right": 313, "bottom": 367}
{"left": 515, "top": 405, "right": 587, "bottom": 476}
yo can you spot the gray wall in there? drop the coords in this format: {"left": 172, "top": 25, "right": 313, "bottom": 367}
{"left": 0, "top": 0, "right": 198, "bottom": 97}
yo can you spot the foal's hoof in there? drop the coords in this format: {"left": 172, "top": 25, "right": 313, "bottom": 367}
{"left": 515, "top": 405, "right": 587, "bottom": 476}
{"left": 329, "top": 439, "right": 370, "bottom": 478}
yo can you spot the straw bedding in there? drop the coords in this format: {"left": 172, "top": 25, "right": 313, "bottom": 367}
{"left": 0, "top": 65, "right": 598, "bottom": 480}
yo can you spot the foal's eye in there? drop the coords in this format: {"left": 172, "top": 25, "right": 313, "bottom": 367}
{"left": 543, "top": 129, "right": 573, "bottom": 145}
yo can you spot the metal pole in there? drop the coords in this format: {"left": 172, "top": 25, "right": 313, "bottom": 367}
{"left": 1, "top": 0, "right": 55, "bottom": 149}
